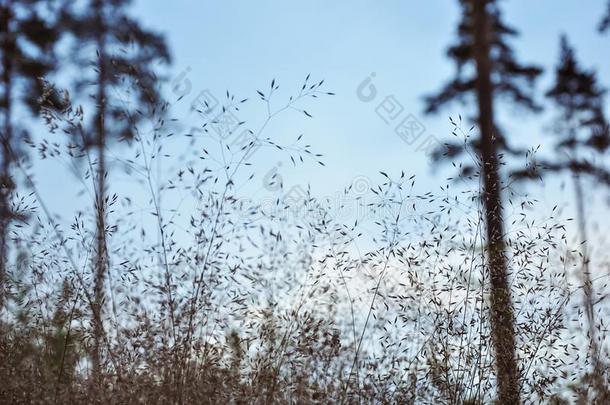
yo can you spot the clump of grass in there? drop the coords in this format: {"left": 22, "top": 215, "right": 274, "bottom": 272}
{"left": 0, "top": 75, "right": 608, "bottom": 404}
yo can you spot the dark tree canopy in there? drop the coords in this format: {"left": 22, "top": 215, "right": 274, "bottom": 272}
{"left": 546, "top": 35, "right": 609, "bottom": 152}
{"left": 424, "top": 0, "right": 543, "bottom": 168}
{"left": 512, "top": 35, "right": 610, "bottom": 183}
{"left": 59, "top": 0, "right": 171, "bottom": 146}
{"left": 1, "top": 0, "right": 61, "bottom": 126}
{"left": 600, "top": 0, "right": 610, "bottom": 33}
{"left": 425, "top": 0, "right": 542, "bottom": 114}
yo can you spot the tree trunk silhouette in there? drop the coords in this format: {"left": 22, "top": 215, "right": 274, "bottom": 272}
{"left": 572, "top": 171, "right": 603, "bottom": 388}
{"left": 0, "top": 0, "right": 14, "bottom": 311}
{"left": 91, "top": 0, "right": 107, "bottom": 383}
{"left": 472, "top": 0, "right": 520, "bottom": 402}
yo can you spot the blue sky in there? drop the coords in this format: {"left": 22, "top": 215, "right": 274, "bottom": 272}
{"left": 30, "top": 0, "right": 610, "bottom": 244}
{"left": 128, "top": 0, "right": 609, "bottom": 186}
{"left": 134, "top": 1, "right": 610, "bottom": 228}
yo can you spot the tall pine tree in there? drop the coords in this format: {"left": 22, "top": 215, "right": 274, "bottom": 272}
{"left": 545, "top": 34, "right": 609, "bottom": 398}
{"left": 424, "top": 1, "right": 543, "bottom": 401}
{"left": 0, "top": 0, "right": 61, "bottom": 309}
{"left": 513, "top": 36, "right": 609, "bottom": 395}
{"left": 59, "top": 0, "right": 170, "bottom": 380}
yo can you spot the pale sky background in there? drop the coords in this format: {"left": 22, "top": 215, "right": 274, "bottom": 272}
{"left": 130, "top": 0, "right": 610, "bottom": 196}
{"left": 29, "top": 0, "right": 610, "bottom": 246}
